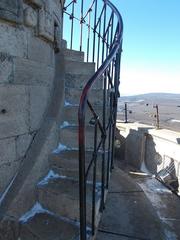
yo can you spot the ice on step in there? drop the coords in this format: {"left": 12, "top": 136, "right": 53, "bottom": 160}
{"left": 64, "top": 100, "right": 72, "bottom": 106}
{"left": 37, "top": 170, "right": 66, "bottom": 186}
{"left": 53, "top": 143, "right": 68, "bottom": 154}
{"left": 60, "top": 121, "right": 70, "bottom": 129}
{"left": 53, "top": 143, "right": 78, "bottom": 154}
{"left": 19, "top": 202, "right": 52, "bottom": 223}
{"left": 60, "top": 121, "right": 76, "bottom": 129}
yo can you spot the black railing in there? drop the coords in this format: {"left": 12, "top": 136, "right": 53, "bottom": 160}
{"left": 63, "top": 1, "right": 123, "bottom": 239}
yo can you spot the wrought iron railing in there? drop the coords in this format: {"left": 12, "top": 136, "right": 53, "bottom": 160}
{"left": 63, "top": 1, "right": 123, "bottom": 239}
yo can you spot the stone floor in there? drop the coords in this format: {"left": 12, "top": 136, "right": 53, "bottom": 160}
{"left": 96, "top": 163, "right": 180, "bottom": 240}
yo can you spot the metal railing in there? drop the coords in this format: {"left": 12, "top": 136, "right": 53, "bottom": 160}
{"left": 63, "top": 1, "right": 123, "bottom": 239}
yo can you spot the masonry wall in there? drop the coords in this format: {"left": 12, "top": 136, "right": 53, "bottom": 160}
{"left": 0, "top": 0, "right": 64, "bottom": 194}
{"left": 117, "top": 122, "right": 180, "bottom": 184}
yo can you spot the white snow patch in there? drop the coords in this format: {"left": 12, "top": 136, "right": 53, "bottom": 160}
{"left": 64, "top": 100, "right": 72, "bottom": 106}
{"left": 171, "top": 119, "right": 180, "bottom": 123}
{"left": 53, "top": 143, "right": 78, "bottom": 154}
{"left": 53, "top": 143, "right": 68, "bottom": 154}
{"left": 60, "top": 121, "right": 76, "bottom": 129}
{"left": 60, "top": 121, "right": 71, "bottom": 129}
{"left": 37, "top": 170, "right": 66, "bottom": 186}
{"left": 164, "top": 229, "right": 177, "bottom": 240}
{"left": 19, "top": 202, "right": 51, "bottom": 223}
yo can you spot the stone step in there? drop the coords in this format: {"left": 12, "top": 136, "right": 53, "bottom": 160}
{"left": 50, "top": 149, "right": 102, "bottom": 168}
{"left": 59, "top": 125, "right": 103, "bottom": 149}
{"left": 65, "top": 73, "right": 103, "bottom": 89}
{"left": 65, "top": 60, "right": 95, "bottom": 75}
{"left": 64, "top": 49, "right": 84, "bottom": 62}
{"left": 63, "top": 105, "right": 106, "bottom": 125}
{"left": 0, "top": 211, "right": 79, "bottom": 240}
{"left": 65, "top": 87, "right": 104, "bottom": 105}
{"left": 51, "top": 165, "right": 102, "bottom": 183}
{"left": 20, "top": 212, "right": 79, "bottom": 240}
{"left": 37, "top": 177, "right": 101, "bottom": 225}
{"left": 49, "top": 150, "right": 105, "bottom": 181}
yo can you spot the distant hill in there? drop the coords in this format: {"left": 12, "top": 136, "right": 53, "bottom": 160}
{"left": 119, "top": 93, "right": 180, "bottom": 104}
{"left": 117, "top": 93, "right": 180, "bottom": 132}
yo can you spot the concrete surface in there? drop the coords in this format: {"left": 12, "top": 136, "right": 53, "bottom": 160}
{"left": 0, "top": 212, "right": 79, "bottom": 240}
{"left": 96, "top": 167, "right": 167, "bottom": 240}
{"left": 37, "top": 177, "right": 100, "bottom": 225}
{"left": 96, "top": 164, "right": 180, "bottom": 240}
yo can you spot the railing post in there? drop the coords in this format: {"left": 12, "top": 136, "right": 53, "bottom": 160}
{"left": 79, "top": 104, "right": 87, "bottom": 240}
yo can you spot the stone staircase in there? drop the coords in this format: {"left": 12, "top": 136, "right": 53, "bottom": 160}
{"left": 1, "top": 47, "right": 104, "bottom": 240}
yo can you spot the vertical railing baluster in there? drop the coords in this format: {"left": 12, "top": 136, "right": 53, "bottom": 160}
{"left": 80, "top": 0, "right": 84, "bottom": 51}
{"left": 93, "top": 0, "right": 98, "bottom": 63}
{"left": 97, "top": 20, "right": 101, "bottom": 69}
{"left": 100, "top": 68, "right": 108, "bottom": 211}
{"left": 70, "top": 0, "right": 75, "bottom": 49}
{"left": 106, "top": 91, "right": 113, "bottom": 188}
{"left": 87, "top": 10, "right": 91, "bottom": 62}
{"left": 101, "top": 3, "right": 107, "bottom": 64}
{"left": 92, "top": 121, "right": 98, "bottom": 235}
{"left": 110, "top": 13, "right": 114, "bottom": 49}
{"left": 79, "top": 105, "right": 87, "bottom": 240}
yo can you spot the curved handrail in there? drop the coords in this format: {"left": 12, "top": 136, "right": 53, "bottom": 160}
{"left": 78, "top": 1, "right": 123, "bottom": 239}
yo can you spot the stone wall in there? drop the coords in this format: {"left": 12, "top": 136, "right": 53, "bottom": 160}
{"left": 0, "top": 0, "right": 64, "bottom": 194}
{"left": 117, "top": 122, "right": 180, "bottom": 189}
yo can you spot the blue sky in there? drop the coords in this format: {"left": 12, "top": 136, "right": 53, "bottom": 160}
{"left": 112, "top": 0, "right": 180, "bottom": 96}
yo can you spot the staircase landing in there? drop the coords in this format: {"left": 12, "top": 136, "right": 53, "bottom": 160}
{"left": 96, "top": 165, "right": 180, "bottom": 240}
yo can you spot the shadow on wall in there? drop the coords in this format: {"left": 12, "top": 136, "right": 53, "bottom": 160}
{"left": 144, "top": 134, "right": 162, "bottom": 174}
{"left": 115, "top": 127, "right": 162, "bottom": 173}
{"left": 114, "top": 127, "right": 125, "bottom": 160}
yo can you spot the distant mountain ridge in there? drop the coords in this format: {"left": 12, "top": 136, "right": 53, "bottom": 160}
{"left": 120, "top": 93, "right": 180, "bottom": 103}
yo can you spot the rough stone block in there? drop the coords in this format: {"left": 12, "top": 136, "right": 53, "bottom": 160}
{"left": 24, "top": 0, "right": 43, "bottom": 8}
{"left": 0, "top": 137, "right": 16, "bottom": 165}
{"left": 0, "top": 0, "right": 23, "bottom": 24}
{"left": 0, "top": 85, "right": 29, "bottom": 138}
{"left": 0, "top": 160, "right": 20, "bottom": 194}
{"left": 13, "top": 57, "right": 54, "bottom": 86}
{"left": 16, "top": 133, "right": 35, "bottom": 159}
{"left": 38, "top": 8, "right": 54, "bottom": 42}
{"left": 24, "top": 7, "right": 37, "bottom": 27}
{"left": 0, "top": 53, "right": 13, "bottom": 83}
{"left": 0, "top": 23, "right": 27, "bottom": 57}
{"left": 27, "top": 32, "right": 54, "bottom": 66}
{"left": 29, "top": 86, "right": 51, "bottom": 131}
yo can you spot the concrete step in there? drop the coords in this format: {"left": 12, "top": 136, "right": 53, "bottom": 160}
{"left": 65, "top": 87, "right": 104, "bottom": 105}
{"left": 20, "top": 212, "right": 79, "bottom": 240}
{"left": 64, "top": 49, "right": 84, "bottom": 62}
{"left": 49, "top": 149, "right": 105, "bottom": 181}
{"left": 37, "top": 177, "right": 101, "bottom": 225}
{"left": 63, "top": 105, "right": 106, "bottom": 125}
{"left": 51, "top": 165, "right": 102, "bottom": 183}
{"left": 65, "top": 73, "right": 103, "bottom": 89}
{"left": 65, "top": 60, "right": 95, "bottom": 75}
{"left": 50, "top": 149, "right": 102, "bottom": 168}
{"left": 0, "top": 211, "right": 79, "bottom": 240}
{"left": 59, "top": 125, "right": 103, "bottom": 149}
